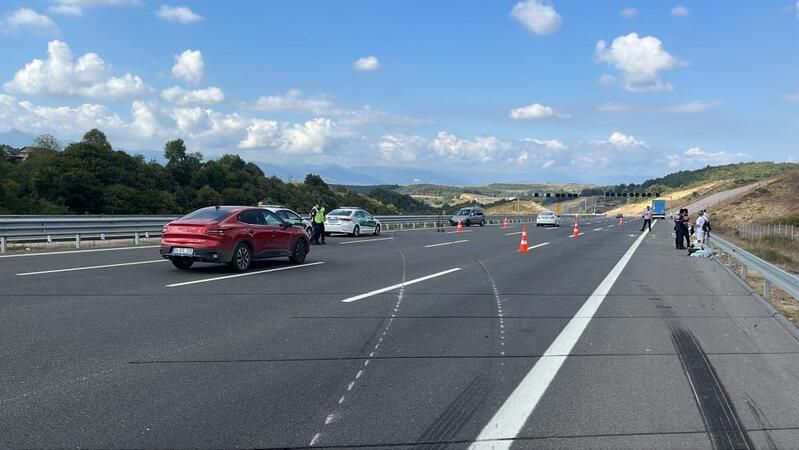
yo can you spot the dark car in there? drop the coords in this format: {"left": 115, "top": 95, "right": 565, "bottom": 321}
{"left": 160, "top": 206, "right": 310, "bottom": 272}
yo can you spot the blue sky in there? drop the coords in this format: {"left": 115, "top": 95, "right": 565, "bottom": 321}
{"left": 0, "top": 0, "right": 797, "bottom": 184}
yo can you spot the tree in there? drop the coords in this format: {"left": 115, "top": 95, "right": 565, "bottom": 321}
{"left": 32, "top": 134, "right": 62, "bottom": 152}
{"left": 82, "top": 129, "right": 112, "bottom": 152}
{"left": 164, "top": 139, "right": 202, "bottom": 186}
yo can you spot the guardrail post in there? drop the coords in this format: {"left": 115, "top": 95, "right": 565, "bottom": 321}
{"left": 0, "top": 236, "right": 5, "bottom": 254}
{"left": 47, "top": 235, "right": 52, "bottom": 244}
{"left": 75, "top": 234, "right": 81, "bottom": 249}
{"left": 741, "top": 265, "right": 747, "bottom": 281}
{"left": 763, "top": 279, "right": 771, "bottom": 300}
{"left": 100, "top": 233, "right": 106, "bottom": 241}
{"left": 134, "top": 232, "right": 140, "bottom": 246}
{"left": 145, "top": 232, "right": 150, "bottom": 239}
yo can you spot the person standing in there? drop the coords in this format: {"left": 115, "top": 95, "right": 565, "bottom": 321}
{"left": 695, "top": 211, "right": 707, "bottom": 245}
{"left": 310, "top": 204, "right": 321, "bottom": 245}
{"left": 674, "top": 209, "right": 686, "bottom": 249}
{"left": 641, "top": 206, "right": 653, "bottom": 232}
{"left": 317, "top": 206, "right": 326, "bottom": 244}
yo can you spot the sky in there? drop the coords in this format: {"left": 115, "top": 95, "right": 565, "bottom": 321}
{"left": 0, "top": 0, "right": 797, "bottom": 184}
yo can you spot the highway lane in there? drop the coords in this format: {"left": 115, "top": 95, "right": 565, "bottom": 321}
{"left": 12, "top": 216, "right": 798, "bottom": 448}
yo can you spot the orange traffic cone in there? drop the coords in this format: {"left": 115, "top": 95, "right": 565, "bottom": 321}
{"left": 572, "top": 217, "right": 580, "bottom": 237}
{"left": 517, "top": 225, "right": 529, "bottom": 253}
{"left": 618, "top": 216, "right": 624, "bottom": 225}
{"left": 503, "top": 217, "right": 509, "bottom": 228}
{"left": 457, "top": 220, "right": 463, "bottom": 233}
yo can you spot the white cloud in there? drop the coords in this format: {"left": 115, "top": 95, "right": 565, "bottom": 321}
{"left": 595, "top": 33, "right": 683, "bottom": 92}
{"left": 667, "top": 147, "right": 751, "bottom": 168}
{"left": 796, "top": 0, "right": 799, "bottom": 19}
{"left": 171, "top": 49, "right": 204, "bottom": 85}
{"left": 430, "top": 131, "right": 502, "bottom": 162}
{"left": 782, "top": 92, "right": 799, "bottom": 101}
{"left": 250, "top": 89, "right": 336, "bottom": 114}
{"left": 49, "top": 0, "right": 140, "bottom": 16}
{"left": 4, "top": 40, "right": 149, "bottom": 100}
{"left": 597, "top": 102, "right": 632, "bottom": 112}
{"left": 161, "top": 86, "right": 224, "bottom": 105}
{"left": 377, "top": 134, "right": 422, "bottom": 163}
{"left": 598, "top": 74, "right": 617, "bottom": 87}
{"left": 509, "top": 103, "right": 570, "bottom": 119}
{"left": 620, "top": 8, "right": 638, "bottom": 18}
{"left": 665, "top": 100, "right": 721, "bottom": 113}
{"left": 541, "top": 159, "right": 556, "bottom": 169}
{"left": 240, "top": 117, "right": 337, "bottom": 154}
{"left": 156, "top": 5, "right": 203, "bottom": 24}
{"left": 510, "top": 0, "right": 562, "bottom": 36}
{"left": 1, "top": 8, "right": 60, "bottom": 36}
{"left": 600, "top": 131, "right": 648, "bottom": 148}
{"left": 353, "top": 56, "right": 380, "bottom": 72}
{"left": 523, "top": 138, "right": 567, "bottom": 151}
{"left": 671, "top": 5, "right": 690, "bottom": 16}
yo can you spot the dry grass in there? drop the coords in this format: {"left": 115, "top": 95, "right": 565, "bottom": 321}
{"left": 724, "top": 256, "right": 799, "bottom": 325}
{"left": 486, "top": 200, "right": 545, "bottom": 215}
{"left": 605, "top": 180, "right": 729, "bottom": 216}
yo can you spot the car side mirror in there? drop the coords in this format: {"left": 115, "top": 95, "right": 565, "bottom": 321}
{"left": 282, "top": 221, "right": 292, "bottom": 229}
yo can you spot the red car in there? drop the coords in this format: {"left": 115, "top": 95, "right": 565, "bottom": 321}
{"left": 160, "top": 206, "right": 310, "bottom": 272}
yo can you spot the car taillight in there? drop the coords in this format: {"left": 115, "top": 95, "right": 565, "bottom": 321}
{"left": 206, "top": 228, "right": 226, "bottom": 236}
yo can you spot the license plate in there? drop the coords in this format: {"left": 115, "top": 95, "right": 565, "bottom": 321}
{"left": 172, "top": 247, "right": 194, "bottom": 256}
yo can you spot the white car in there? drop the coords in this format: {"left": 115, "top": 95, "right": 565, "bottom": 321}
{"left": 324, "top": 207, "right": 382, "bottom": 237}
{"left": 261, "top": 205, "right": 313, "bottom": 238}
{"left": 536, "top": 210, "right": 561, "bottom": 227}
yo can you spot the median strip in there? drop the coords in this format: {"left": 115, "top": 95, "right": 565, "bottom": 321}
{"left": 166, "top": 261, "right": 325, "bottom": 288}
{"left": 424, "top": 240, "right": 469, "bottom": 248}
{"left": 341, "top": 268, "right": 462, "bottom": 303}
{"left": 17, "top": 259, "right": 167, "bottom": 276}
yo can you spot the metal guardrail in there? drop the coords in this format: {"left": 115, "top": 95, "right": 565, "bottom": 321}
{"left": 0, "top": 213, "right": 604, "bottom": 253}
{"left": 711, "top": 234, "right": 799, "bottom": 302}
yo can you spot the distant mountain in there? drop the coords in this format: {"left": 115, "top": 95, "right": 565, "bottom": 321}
{"left": 255, "top": 163, "right": 462, "bottom": 185}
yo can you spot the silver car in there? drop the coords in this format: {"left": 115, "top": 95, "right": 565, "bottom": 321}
{"left": 325, "top": 207, "right": 382, "bottom": 237}
{"left": 261, "top": 205, "right": 313, "bottom": 238}
{"left": 449, "top": 206, "right": 486, "bottom": 227}
{"left": 536, "top": 210, "right": 561, "bottom": 227}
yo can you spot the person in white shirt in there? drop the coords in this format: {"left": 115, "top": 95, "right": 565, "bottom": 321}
{"left": 641, "top": 206, "right": 653, "bottom": 232}
{"left": 695, "top": 211, "right": 707, "bottom": 244}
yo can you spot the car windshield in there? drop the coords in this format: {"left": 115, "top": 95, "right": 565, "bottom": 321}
{"left": 328, "top": 209, "right": 353, "bottom": 216}
{"left": 457, "top": 209, "right": 472, "bottom": 215}
{"left": 179, "top": 208, "right": 232, "bottom": 222}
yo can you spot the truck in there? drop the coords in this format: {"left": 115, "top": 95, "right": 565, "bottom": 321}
{"left": 651, "top": 199, "right": 666, "bottom": 219}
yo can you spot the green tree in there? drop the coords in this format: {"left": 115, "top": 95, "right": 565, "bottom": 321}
{"left": 82, "top": 129, "right": 112, "bottom": 151}
{"left": 32, "top": 134, "right": 62, "bottom": 152}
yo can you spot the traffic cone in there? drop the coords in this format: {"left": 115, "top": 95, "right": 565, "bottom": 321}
{"left": 503, "top": 217, "right": 509, "bottom": 228}
{"left": 572, "top": 216, "right": 580, "bottom": 237}
{"left": 457, "top": 220, "right": 463, "bottom": 233}
{"left": 517, "top": 225, "right": 529, "bottom": 253}
{"left": 618, "top": 216, "right": 624, "bottom": 225}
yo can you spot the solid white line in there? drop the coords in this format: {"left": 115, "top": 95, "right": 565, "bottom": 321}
{"left": 445, "top": 229, "right": 473, "bottom": 234}
{"left": 0, "top": 245, "right": 160, "bottom": 258}
{"left": 166, "top": 261, "right": 325, "bottom": 288}
{"left": 504, "top": 231, "right": 523, "bottom": 236}
{"left": 339, "top": 237, "right": 393, "bottom": 245}
{"left": 17, "top": 259, "right": 167, "bottom": 276}
{"left": 424, "top": 239, "right": 469, "bottom": 248}
{"left": 341, "top": 268, "right": 462, "bottom": 303}
{"left": 469, "top": 220, "right": 657, "bottom": 450}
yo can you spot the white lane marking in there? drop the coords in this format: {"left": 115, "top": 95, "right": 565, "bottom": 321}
{"left": 166, "top": 261, "right": 325, "bottom": 288}
{"left": 470, "top": 220, "right": 656, "bottom": 449}
{"left": 0, "top": 245, "right": 160, "bottom": 258}
{"left": 525, "top": 242, "right": 549, "bottom": 251}
{"left": 544, "top": 227, "right": 559, "bottom": 230}
{"left": 309, "top": 433, "right": 321, "bottom": 446}
{"left": 607, "top": 224, "right": 615, "bottom": 228}
{"left": 504, "top": 231, "right": 523, "bottom": 236}
{"left": 341, "top": 268, "right": 462, "bottom": 303}
{"left": 445, "top": 229, "right": 473, "bottom": 234}
{"left": 567, "top": 232, "right": 585, "bottom": 238}
{"left": 593, "top": 228, "right": 604, "bottom": 231}
{"left": 424, "top": 239, "right": 469, "bottom": 248}
{"left": 17, "top": 259, "right": 167, "bottom": 276}
{"left": 339, "top": 237, "right": 393, "bottom": 245}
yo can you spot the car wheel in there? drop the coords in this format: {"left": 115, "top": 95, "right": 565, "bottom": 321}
{"left": 230, "top": 242, "right": 252, "bottom": 273}
{"left": 289, "top": 239, "right": 308, "bottom": 264}
{"left": 374, "top": 224, "right": 381, "bottom": 236}
{"left": 464, "top": 220, "right": 471, "bottom": 227}
{"left": 352, "top": 225, "right": 360, "bottom": 237}
{"left": 305, "top": 227, "right": 313, "bottom": 238}
{"left": 171, "top": 258, "right": 193, "bottom": 270}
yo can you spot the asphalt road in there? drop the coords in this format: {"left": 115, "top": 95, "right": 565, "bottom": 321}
{"left": 2, "top": 217, "right": 798, "bottom": 449}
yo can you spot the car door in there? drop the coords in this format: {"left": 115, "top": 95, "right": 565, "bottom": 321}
{"left": 261, "top": 209, "right": 291, "bottom": 254}
{"left": 237, "top": 209, "right": 270, "bottom": 256}
{"left": 353, "top": 210, "right": 367, "bottom": 232}
{"left": 363, "top": 211, "right": 376, "bottom": 231}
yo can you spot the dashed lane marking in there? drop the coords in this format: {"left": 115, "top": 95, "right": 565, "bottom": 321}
{"left": 504, "top": 231, "right": 523, "bottom": 236}
{"left": 567, "top": 233, "right": 585, "bottom": 238}
{"left": 0, "top": 245, "right": 160, "bottom": 258}
{"left": 445, "top": 229, "right": 473, "bottom": 234}
{"left": 593, "top": 228, "right": 604, "bottom": 231}
{"left": 340, "top": 268, "right": 462, "bottom": 303}
{"left": 339, "top": 237, "right": 393, "bottom": 245}
{"left": 469, "top": 220, "right": 657, "bottom": 450}
{"left": 524, "top": 242, "right": 550, "bottom": 251}
{"left": 17, "top": 259, "right": 167, "bottom": 276}
{"left": 424, "top": 239, "right": 469, "bottom": 248}
{"left": 165, "top": 261, "right": 325, "bottom": 288}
